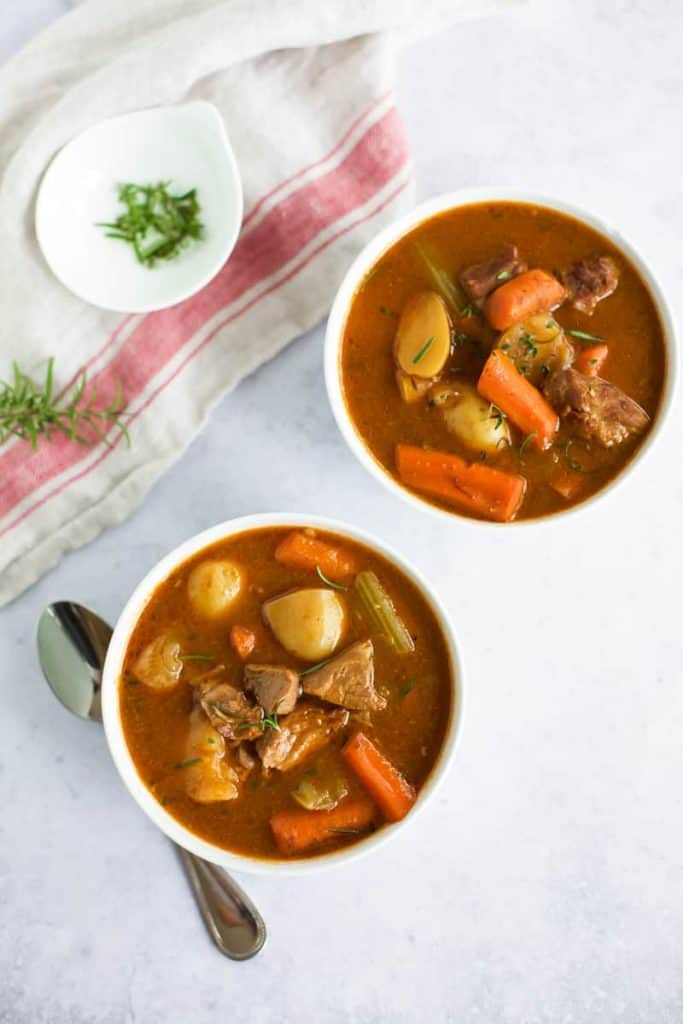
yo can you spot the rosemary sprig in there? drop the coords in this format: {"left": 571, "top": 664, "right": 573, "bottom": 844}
{"left": 412, "top": 336, "right": 435, "bottom": 366}
{"left": 566, "top": 328, "right": 604, "bottom": 343}
{"left": 97, "top": 181, "right": 204, "bottom": 268}
{"left": 316, "top": 565, "right": 348, "bottom": 591}
{"left": 0, "top": 359, "right": 129, "bottom": 451}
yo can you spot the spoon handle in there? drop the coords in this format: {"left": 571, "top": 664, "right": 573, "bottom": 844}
{"left": 176, "top": 846, "right": 267, "bottom": 960}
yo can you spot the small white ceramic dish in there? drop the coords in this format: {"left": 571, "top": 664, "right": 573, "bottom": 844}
{"left": 101, "top": 513, "right": 464, "bottom": 877}
{"left": 324, "top": 188, "right": 678, "bottom": 528}
{"left": 35, "top": 102, "right": 243, "bottom": 313}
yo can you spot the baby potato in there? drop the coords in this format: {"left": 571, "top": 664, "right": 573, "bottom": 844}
{"left": 184, "top": 708, "right": 240, "bottom": 804}
{"left": 395, "top": 367, "right": 432, "bottom": 404}
{"left": 394, "top": 291, "right": 451, "bottom": 380}
{"left": 187, "top": 559, "right": 242, "bottom": 619}
{"left": 263, "top": 588, "right": 345, "bottom": 661}
{"left": 430, "top": 379, "right": 511, "bottom": 454}
{"left": 496, "top": 315, "right": 574, "bottom": 385}
{"left": 133, "top": 635, "right": 182, "bottom": 690}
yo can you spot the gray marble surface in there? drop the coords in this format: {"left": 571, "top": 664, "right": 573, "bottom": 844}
{"left": 2, "top": 1, "right": 683, "bottom": 1021}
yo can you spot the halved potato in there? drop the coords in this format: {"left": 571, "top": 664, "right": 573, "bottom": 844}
{"left": 133, "top": 635, "right": 182, "bottom": 690}
{"left": 263, "top": 588, "right": 345, "bottom": 661}
{"left": 187, "top": 559, "right": 242, "bottom": 619}
{"left": 395, "top": 368, "right": 432, "bottom": 404}
{"left": 429, "top": 379, "right": 511, "bottom": 454}
{"left": 496, "top": 314, "right": 573, "bottom": 385}
{"left": 183, "top": 707, "right": 241, "bottom": 804}
{"left": 394, "top": 291, "right": 451, "bottom": 380}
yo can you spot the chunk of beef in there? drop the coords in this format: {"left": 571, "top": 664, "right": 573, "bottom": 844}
{"left": 192, "top": 667, "right": 263, "bottom": 742}
{"left": 244, "top": 664, "right": 300, "bottom": 715}
{"left": 543, "top": 368, "right": 649, "bottom": 447}
{"left": 237, "top": 743, "right": 257, "bottom": 773}
{"left": 459, "top": 244, "right": 528, "bottom": 308}
{"left": 561, "top": 256, "right": 619, "bottom": 315}
{"left": 301, "top": 640, "right": 386, "bottom": 712}
{"left": 257, "top": 703, "right": 349, "bottom": 773}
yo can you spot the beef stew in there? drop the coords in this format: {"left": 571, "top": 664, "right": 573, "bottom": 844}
{"left": 119, "top": 526, "right": 454, "bottom": 860}
{"left": 340, "top": 201, "right": 667, "bottom": 522}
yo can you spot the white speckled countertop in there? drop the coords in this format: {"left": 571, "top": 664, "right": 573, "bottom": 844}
{"left": 2, "top": 2, "right": 683, "bottom": 1021}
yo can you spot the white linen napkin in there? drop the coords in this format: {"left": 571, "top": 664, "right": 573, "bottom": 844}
{"left": 0, "top": 0, "right": 518, "bottom": 606}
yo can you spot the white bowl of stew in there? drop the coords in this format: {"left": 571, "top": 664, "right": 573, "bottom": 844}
{"left": 101, "top": 514, "right": 464, "bottom": 875}
{"left": 325, "top": 189, "right": 676, "bottom": 525}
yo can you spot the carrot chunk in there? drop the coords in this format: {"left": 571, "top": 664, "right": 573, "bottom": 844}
{"left": 229, "top": 624, "right": 256, "bottom": 660}
{"left": 477, "top": 350, "right": 559, "bottom": 450}
{"left": 274, "top": 531, "right": 356, "bottom": 581}
{"left": 576, "top": 343, "right": 608, "bottom": 376}
{"left": 342, "top": 731, "right": 416, "bottom": 823}
{"left": 396, "top": 444, "right": 526, "bottom": 523}
{"left": 485, "top": 269, "right": 566, "bottom": 330}
{"left": 270, "top": 796, "right": 376, "bottom": 856}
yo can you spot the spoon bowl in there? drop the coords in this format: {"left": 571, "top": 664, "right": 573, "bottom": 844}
{"left": 37, "top": 600, "right": 266, "bottom": 960}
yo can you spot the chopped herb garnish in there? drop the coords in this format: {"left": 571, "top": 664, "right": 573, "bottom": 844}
{"left": 0, "top": 358, "right": 129, "bottom": 451}
{"left": 519, "top": 431, "right": 537, "bottom": 459}
{"left": 564, "top": 438, "right": 597, "bottom": 474}
{"left": 250, "top": 779, "right": 260, "bottom": 791}
{"left": 411, "top": 336, "right": 435, "bottom": 366}
{"left": 206, "top": 737, "right": 216, "bottom": 745}
{"left": 519, "top": 332, "right": 538, "bottom": 358}
{"left": 361, "top": 262, "right": 387, "bottom": 290}
{"left": 97, "top": 181, "right": 204, "bottom": 267}
{"left": 588, "top": 358, "right": 598, "bottom": 365}
{"left": 458, "top": 303, "right": 482, "bottom": 319}
{"left": 496, "top": 269, "right": 513, "bottom": 281}
{"left": 300, "top": 657, "right": 333, "bottom": 677}
{"left": 316, "top": 565, "right": 348, "bottom": 591}
{"left": 399, "top": 678, "right": 416, "bottom": 698}
{"left": 179, "top": 653, "right": 214, "bottom": 662}
{"left": 257, "top": 712, "right": 281, "bottom": 734}
{"left": 175, "top": 757, "right": 201, "bottom": 769}
{"left": 566, "top": 328, "right": 604, "bottom": 343}
{"left": 485, "top": 403, "right": 507, "bottom": 431}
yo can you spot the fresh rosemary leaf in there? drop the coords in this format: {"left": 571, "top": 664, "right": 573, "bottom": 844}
{"left": 0, "top": 358, "right": 129, "bottom": 451}
{"left": 566, "top": 328, "right": 604, "bottom": 343}
{"left": 97, "top": 181, "right": 204, "bottom": 268}
{"left": 399, "top": 678, "right": 416, "bottom": 698}
{"left": 518, "top": 431, "right": 537, "bottom": 459}
{"left": 412, "top": 336, "right": 435, "bottom": 366}
{"left": 316, "top": 565, "right": 348, "bottom": 591}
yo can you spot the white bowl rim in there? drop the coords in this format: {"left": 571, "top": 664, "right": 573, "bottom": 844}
{"left": 324, "top": 186, "right": 679, "bottom": 530}
{"left": 101, "top": 512, "right": 465, "bottom": 877}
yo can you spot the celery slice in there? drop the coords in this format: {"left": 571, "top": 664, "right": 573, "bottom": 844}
{"left": 353, "top": 571, "right": 415, "bottom": 654}
{"left": 414, "top": 240, "right": 468, "bottom": 317}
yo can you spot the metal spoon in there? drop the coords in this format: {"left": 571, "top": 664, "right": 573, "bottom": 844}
{"left": 37, "top": 601, "right": 267, "bottom": 961}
